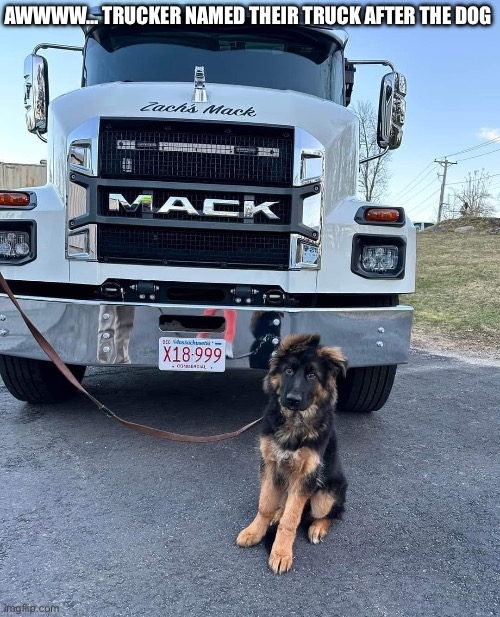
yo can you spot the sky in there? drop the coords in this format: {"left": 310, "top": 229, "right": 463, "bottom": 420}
{"left": 0, "top": 2, "right": 499, "bottom": 223}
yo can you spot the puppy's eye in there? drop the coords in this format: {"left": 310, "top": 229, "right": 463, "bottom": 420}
{"left": 307, "top": 372, "right": 316, "bottom": 380}
{"left": 285, "top": 367, "right": 293, "bottom": 375}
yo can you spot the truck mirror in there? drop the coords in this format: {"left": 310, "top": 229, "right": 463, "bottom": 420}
{"left": 24, "top": 54, "right": 49, "bottom": 135}
{"left": 377, "top": 72, "right": 406, "bottom": 150}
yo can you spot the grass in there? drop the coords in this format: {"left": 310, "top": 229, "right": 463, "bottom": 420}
{"left": 401, "top": 220, "right": 500, "bottom": 351}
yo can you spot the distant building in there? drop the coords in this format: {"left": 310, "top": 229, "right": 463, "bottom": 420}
{"left": 413, "top": 221, "right": 434, "bottom": 232}
{"left": 0, "top": 162, "right": 47, "bottom": 190}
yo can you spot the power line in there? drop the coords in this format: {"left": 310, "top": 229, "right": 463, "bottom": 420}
{"left": 390, "top": 167, "right": 437, "bottom": 204}
{"left": 404, "top": 183, "right": 442, "bottom": 214}
{"left": 406, "top": 197, "right": 439, "bottom": 218}
{"left": 406, "top": 188, "right": 441, "bottom": 216}
{"left": 446, "top": 172, "right": 500, "bottom": 186}
{"left": 455, "top": 146, "right": 500, "bottom": 163}
{"left": 389, "top": 162, "right": 434, "bottom": 200}
{"left": 442, "top": 136, "right": 500, "bottom": 158}
{"left": 398, "top": 176, "right": 440, "bottom": 207}
{"left": 388, "top": 140, "right": 500, "bottom": 212}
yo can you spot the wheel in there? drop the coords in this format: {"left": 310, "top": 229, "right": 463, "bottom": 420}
{"left": 337, "top": 365, "right": 397, "bottom": 413}
{"left": 0, "top": 355, "right": 86, "bottom": 404}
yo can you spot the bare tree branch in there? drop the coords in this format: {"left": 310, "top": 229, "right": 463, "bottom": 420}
{"left": 354, "top": 100, "right": 391, "bottom": 202}
{"left": 453, "top": 170, "right": 495, "bottom": 217}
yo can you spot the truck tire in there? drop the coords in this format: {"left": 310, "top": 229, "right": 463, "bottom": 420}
{"left": 0, "top": 355, "right": 86, "bottom": 404}
{"left": 337, "top": 365, "right": 397, "bottom": 413}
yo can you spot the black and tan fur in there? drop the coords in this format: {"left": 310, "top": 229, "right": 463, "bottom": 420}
{"left": 236, "top": 333, "right": 348, "bottom": 574}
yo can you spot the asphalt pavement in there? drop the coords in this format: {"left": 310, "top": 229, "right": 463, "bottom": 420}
{"left": 1, "top": 350, "right": 499, "bottom": 617}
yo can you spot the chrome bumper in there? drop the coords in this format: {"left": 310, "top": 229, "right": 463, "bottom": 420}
{"left": 0, "top": 296, "right": 413, "bottom": 368}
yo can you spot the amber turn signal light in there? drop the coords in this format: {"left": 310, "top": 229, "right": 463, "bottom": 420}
{"left": 0, "top": 192, "right": 31, "bottom": 207}
{"left": 364, "top": 208, "right": 400, "bottom": 223}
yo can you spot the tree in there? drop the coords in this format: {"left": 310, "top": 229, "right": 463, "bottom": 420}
{"left": 355, "top": 100, "right": 391, "bottom": 202}
{"left": 453, "top": 170, "right": 495, "bottom": 218}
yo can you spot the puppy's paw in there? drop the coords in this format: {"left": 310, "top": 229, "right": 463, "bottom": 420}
{"left": 236, "top": 526, "right": 263, "bottom": 548}
{"left": 268, "top": 550, "right": 293, "bottom": 574}
{"left": 308, "top": 519, "right": 331, "bottom": 544}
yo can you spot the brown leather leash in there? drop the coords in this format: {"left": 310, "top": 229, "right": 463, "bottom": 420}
{"left": 0, "top": 273, "right": 262, "bottom": 443}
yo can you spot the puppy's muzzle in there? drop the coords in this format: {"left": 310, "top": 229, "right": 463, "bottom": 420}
{"left": 285, "top": 392, "right": 302, "bottom": 409}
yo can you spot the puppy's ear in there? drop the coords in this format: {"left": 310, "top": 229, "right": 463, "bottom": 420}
{"left": 264, "top": 348, "right": 283, "bottom": 394}
{"left": 319, "top": 346, "right": 348, "bottom": 379}
{"left": 263, "top": 372, "right": 281, "bottom": 394}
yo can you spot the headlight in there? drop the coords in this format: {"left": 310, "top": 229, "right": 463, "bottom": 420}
{"left": 362, "top": 246, "right": 399, "bottom": 273}
{"left": 0, "top": 223, "right": 36, "bottom": 264}
{"left": 352, "top": 235, "right": 405, "bottom": 279}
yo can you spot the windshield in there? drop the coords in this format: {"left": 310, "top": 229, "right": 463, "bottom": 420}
{"left": 83, "top": 26, "right": 344, "bottom": 103}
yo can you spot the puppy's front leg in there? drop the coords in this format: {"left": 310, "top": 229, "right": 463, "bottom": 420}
{"left": 237, "top": 463, "right": 282, "bottom": 548}
{"left": 268, "top": 490, "right": 309, "bottom": 574}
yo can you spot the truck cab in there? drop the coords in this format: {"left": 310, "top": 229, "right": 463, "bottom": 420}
{"left": 0, "top": 22, "right": 414, "bottom": 412}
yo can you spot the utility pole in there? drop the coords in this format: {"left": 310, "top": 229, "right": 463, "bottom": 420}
{"left": 435, "top": 158, "right": 457, "bottom": 223}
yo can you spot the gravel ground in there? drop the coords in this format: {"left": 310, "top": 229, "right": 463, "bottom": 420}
{"left": 411, "top": 326, "right": 500, "bottom": 367}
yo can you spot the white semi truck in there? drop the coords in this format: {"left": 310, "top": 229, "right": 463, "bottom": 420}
{"left": 0, "top": 20, "right": 414, "bottom": 412}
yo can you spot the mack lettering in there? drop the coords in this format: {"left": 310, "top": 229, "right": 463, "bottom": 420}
{"left": 203, "top": 105, "right": 257, "bottom": 117}
{"left": 108, "top": 194, "right": 280, "bottom": 220}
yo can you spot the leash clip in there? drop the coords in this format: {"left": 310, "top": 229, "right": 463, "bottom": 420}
{"left": 100, "top": 405, "right": 115, "bottom": 419}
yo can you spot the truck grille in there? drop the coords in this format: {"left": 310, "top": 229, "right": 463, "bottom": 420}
{"left": 97, "top": 225, "right": 290, "bottom": 269}
{"left": 100, "top": 188, "right": 291, "bottom": 225}
{"left": 100, "top": 120, "right": 293, "bottom": 186}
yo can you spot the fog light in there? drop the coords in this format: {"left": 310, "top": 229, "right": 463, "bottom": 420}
{"left": 362, "top": 246, "right": 398, "bottom": 273}
{"left": 0, "top": 231, "right": 30, "bottom": 258}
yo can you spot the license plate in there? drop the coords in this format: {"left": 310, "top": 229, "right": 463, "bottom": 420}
{"left": 159, "top": 337, "right": 226, "bottom": 372}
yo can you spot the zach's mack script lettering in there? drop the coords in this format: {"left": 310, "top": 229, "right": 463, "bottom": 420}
{"left": 140, "top": 102, "right": 257, "bottom": 117}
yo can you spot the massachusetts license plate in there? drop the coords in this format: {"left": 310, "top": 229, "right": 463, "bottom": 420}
{"left": 159, "top": 337, "right": 226, "bottom": 372}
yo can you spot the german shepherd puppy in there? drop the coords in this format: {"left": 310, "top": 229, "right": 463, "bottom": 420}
{"left": 237, "top": 333, "right": 348, "bottom": 574}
